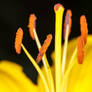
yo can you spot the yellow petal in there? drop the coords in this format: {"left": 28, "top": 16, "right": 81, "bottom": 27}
{"left": 0, "top": 60, "right": 38, "bottom": 92}
{"left": 67, "top": 35, "right": 92, "bottom": 92}
{"left": 51, "top": 35, "right": 92, "bottom": 92}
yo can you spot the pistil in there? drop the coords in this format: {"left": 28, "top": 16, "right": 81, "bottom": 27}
{"left": 54, "top": 4, "right": 64, "bottom": 92}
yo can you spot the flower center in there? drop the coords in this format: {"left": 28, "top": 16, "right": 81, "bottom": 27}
{"left": 14, "top": 3, "right": 88, "bottom": 92}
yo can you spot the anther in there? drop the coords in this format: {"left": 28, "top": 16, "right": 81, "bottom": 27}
{"left": 28, "top": 14, "right": 37, "bottom": 40}
{"left": 15, "top": 28, "right": 23, "bottom": 54}
{"left": 80, "top": 15, "right": 88, "bottom": 44}
{"left": 63, "top": 10, "right": 72, "bottom": 40}
{"left": 36, "top": 34, "right": 52, "bottom": 63}
{"left": 77, "top": 36, "right": 85, "bottom": 64}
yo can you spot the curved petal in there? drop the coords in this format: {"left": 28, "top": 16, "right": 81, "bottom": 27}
{"left": 67, "top": 35, "right": 92, "bottom": 92}
{"left": 0, "top": 60, "right": 38, "bottom": 92}
{"left": 51, "top": 35, "right": 92, "bottom": 92}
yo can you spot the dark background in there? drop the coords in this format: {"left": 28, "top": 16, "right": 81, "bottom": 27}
{"left": 0, "top": 0, "right": 92, "bottom": 84}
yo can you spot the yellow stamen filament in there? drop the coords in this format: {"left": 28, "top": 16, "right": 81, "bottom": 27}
{"left": 21, "top": 43, "right": 49, "bottom": 92}
{"left": 61, "top": 25, "right": 69, "bottom": 77}
{"left": 61, "top": 10, "right": 72, "bottom": 78}
{"left": 33, "top": 29, "right": 41, "bottom": 48}
{"left": 61, "top": 25, "right": 69, "bottom": 92}
{"left": 69, "top": 48, "right": 77, "bottom": 65}
{"left": 62, "top": 44, "right": 86, "bottom": 91}
{"left": 54, "top": 3, "right": 64, "bottom": 92}
{"left": 33, "top": 29, "right": 54, "bottom": 92}
{"left": 61, "top": 48, "right": 77, "bottom": 92}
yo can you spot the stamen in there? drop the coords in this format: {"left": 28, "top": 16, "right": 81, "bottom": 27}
{"left": 36, "top": 34, "right": 52, "bottom": 63}
{"left": 61, "top": 10, "right": 72, "bottom": 92}
{"left": 61, "top": 10, "right": 72, "bottom": 77}
{"left": 61, "top": 25, "right": 69, "bottom": 77}
{"left": 28, "top": 14, "right": 55, "bottom": 92}
{"left": 63, "top": 10, "right": 72, "bottom": 40}
{"left": 62, "top": 35, "right": 87, "bottom": 91}
{"left": 77, "top": 36, "right": 84, "bottom": 64}
{"left": 61, "top": 48, "right": 77, "bottom": 92}
{"left": 28, "top": 14, "right": 37, "bottom": 40}
{"left": 33, "top": 28, "right": 54, "bottom": 92}
{"left": 15, "top": 28, "right": 23, "bottom": 54}
{"left": 80, "top": 15, "right": 88, "bottom": 44}
{"left": 54, "top": 3, "right": 64, "bottom": 92}
{"left": 21, "top": 44, "right": 50, "bottom": 92}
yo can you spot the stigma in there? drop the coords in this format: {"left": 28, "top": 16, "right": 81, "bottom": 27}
{"left": 14, "top": 3, "right": 88, "bottom": 92}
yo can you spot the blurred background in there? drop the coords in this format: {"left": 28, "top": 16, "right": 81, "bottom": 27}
{"left": 0, "top": 0, "right": 92, "bottom": 84}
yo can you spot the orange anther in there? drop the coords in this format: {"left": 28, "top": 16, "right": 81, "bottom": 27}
{"left": 63, "top": 10, "right": 72, "bottom": 40}
{"left": 36, "top": 34, "right": 52, "bottom": 63}
{"left": 80, "top": 15, "right": 88, "bottom": 44}
{"left": 15, "top": 28, "right": 23, "bottom": 54}
{"left": 77, "top": 36, "right": 85, "bottom": 64}
{"left": 54, "top": 3, "right": 64, "bottom": 11}
{"left": 28, "top": 14, "right": 37, "bottom": 40}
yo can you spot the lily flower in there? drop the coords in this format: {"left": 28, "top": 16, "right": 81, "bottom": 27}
{"left": 0, "top": 3, "right": 92, "bottom": 92}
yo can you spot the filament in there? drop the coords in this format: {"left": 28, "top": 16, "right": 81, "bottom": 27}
{"left": 33, "top": 29, "right": 55, "bottom": 92}
{"left": 61, "top": 25, "right": 69, "bottom": 77}
{"left": 61, "top": 9, "right": 72, "bottom": 77}
{"left": 21, "top": 44, "right": 49, "bottom": 92}
{"left": 61, "top": 48, "right": 77, "bottom": 92}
